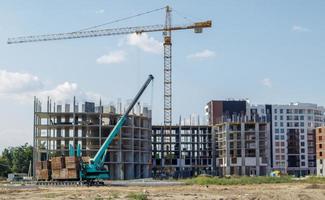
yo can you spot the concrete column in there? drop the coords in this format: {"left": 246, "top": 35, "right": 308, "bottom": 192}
{"left": 241, "top": 123, "right": 246, "bottom": 175}
{"left": 226, "top": 124, "right": 231, "bottom": 176}
{"left": 211, "top": 126, "right": 217, "bottom": 175}
{"left": 256, "top": 123, "right": 260, "bottom": 176}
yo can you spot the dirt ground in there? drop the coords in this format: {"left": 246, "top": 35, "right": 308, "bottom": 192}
{"left": 1, "top": 183, "right": 325, "bottom": 200}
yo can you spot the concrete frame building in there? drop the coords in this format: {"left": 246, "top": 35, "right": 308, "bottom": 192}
{"left": 316, "top": 127, "right": 325, "bottom": 176}
{"left": 33, "top": 97, "right": 152, "bottom": 180}
{"left": 215, "top": 121, "right": 271, "bottom": 176}
{"left": 152, "top": 125, "right": 214, "bottom": 178}
{"left": 252, "top": 103, "right": 325, "bottom": 176}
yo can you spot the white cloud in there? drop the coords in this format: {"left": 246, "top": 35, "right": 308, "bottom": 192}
{"left": 0, "top": 69, "right": 101, "bottom": 103}
{"left": 187, "top": 49, "right": 216, "bottom": 59}
{"left": 95, "top": 9, "right": 105, "bottom": 14}
{"left": 0, "top": 70, "right": 43, "bottom": 94}
{"left": 96, "top": 50, "right": 126, "bottom": 64}
{"left": 126, "top": 33, "right": 163, "bottom": 54}
{"left": 261, "top": 78, "right": 272, "bottom": 88}
{"left": 292, "top": 25, "right": 311, "bottom": 32}
{"left": 39, "top": 82, "right": 100, "bottom": 103}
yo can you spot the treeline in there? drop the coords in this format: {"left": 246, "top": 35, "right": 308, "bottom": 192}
{"left": 0, "top": 143, "right": 32, "bottom": 177}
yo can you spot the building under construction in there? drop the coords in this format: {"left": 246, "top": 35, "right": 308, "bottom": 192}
{"left": 215, "top": 121, "right": 271, "bottom": 176}
{"left": 33, "top": 97, "right": 152, "bottom": 180}
{"left": 152, "top": 120, "right": 271, "bottom": 178}
{"left": 152, "top": 125, "right": 214, "bottom": 178}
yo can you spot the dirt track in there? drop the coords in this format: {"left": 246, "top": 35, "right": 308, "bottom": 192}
{"left": 1, "top": 183, "right": 325, "bottom": 200}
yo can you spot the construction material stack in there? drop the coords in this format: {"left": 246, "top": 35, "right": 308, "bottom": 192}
{"left": 65, "top": 157, "right": 79, "bottom": 179}
{"left": 51, "top": 156, "right": 65, "bottom": 180}
{"left": 35, "top": 161, "right": 51, "bottom": 181}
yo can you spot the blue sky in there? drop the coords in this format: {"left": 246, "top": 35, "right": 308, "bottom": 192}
{"left": 0, "top": 0, "right": 325, "bottom": 152}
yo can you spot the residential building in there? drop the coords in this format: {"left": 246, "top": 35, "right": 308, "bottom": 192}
{"left": 252, "top": 103, "right": 325, "bottom": 176}
{"left": 215, "top": 121, "right": 271, "bottom": 176}
{"left": 316, "top": 127, "right": 325, "bottom": 176}
{"left": 205, "top": 100, "right": 249, "bottom": 125}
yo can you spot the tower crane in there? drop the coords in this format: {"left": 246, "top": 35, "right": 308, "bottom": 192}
{"left": 8, "top": 6, "right": 212, "bottom": 156}
{"left": 7, "top": 6, "right": 211, "bottom": 126}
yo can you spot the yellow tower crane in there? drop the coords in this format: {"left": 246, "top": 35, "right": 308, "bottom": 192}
{"left": 8, "top": 5, "right": 212, "bottom": 157}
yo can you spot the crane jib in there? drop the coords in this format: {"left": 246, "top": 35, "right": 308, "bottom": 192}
{"left": 7, "top": 21, "right": 211, "bottom": 44}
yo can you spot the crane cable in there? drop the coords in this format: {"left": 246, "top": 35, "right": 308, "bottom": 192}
{"left": 76, "top": 6, "right": 166, "bottom": 32}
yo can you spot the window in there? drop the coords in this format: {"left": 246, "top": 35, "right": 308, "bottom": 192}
{"left": 301, "top": 162, "right": 305, "bottom": 166}
{"left": 280, "top": 115, "right": 283, "bottom": 120}
{"left": 320, "top": 136, "right": 323, "bottom": 141}
{"left": 300, "top": 116, "right": 304, "bottom": 120}
{"left": 320, "top": 144, "right": 323, "bottom": 148}
{"left": 301, "top": 129, "right": 305, "bottom": 133}
{"left": 281, "top": 135, "right": 285, "bottom": 140}
{"left": 275, "top": 135, "right": 280, "bottom": 140}
{"left": 275, "top": 129, "right": 279, "bottom": 133}
{"left": 321, "top": 169, "right": 323, "bottom": 174}
{"left": 280, "top": 122, "right": 284, "bottom": 127}
{"left": 320, "top": 152, "right": 323, "bottom": 156}
{"left": 301, "top": 148, "right": 305, "bottom": 153}
{"left": 274, "top": 109, "right": 278, "bottom": 113}
{"left": 320, "top": 159, "right": 323, "bottom": 164}
{"left": 319, "top": 128, "right": 322, "bottom": 133}
{"left": 280, "top": 109, "right": 283, "bottom": 114}
{"left": 301, "top": 155, "right": 305, "bottom": 160}
{"left": 300, "top": 135, "right": 305, "bottom": 140}
{"left": 275, "top": 122, "right": 278, "bottom": 127}
{"left": 280, "top": 129, "right": 285, "bottom": 133}
{"left": 301, "top": 142, "right": 305, "bottom": 147}
{"left": 300, "top": 122, "right": 304, "bottom": 127}
{"left": 275, "top": 115, "right": 278, "bottom": 120}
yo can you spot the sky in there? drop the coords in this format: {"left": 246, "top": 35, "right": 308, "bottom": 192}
{"left": 0, "top": 0, "right": 325, "bottom": 152}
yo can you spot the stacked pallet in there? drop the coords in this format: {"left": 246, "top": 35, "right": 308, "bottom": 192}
{"left": 51, "top": 156, "right": 79, "bottom": 180}
{"left": 51, "top": 156, "right": 65, "bottom": 180}
{"left": 81, "top": 156, "right": 90, "bottom": 164}
{"left": 65, "top": 157, "right": 79, "bottom": 179}
{"left": 35, "top": 160, "right": 51, "bottom": 180}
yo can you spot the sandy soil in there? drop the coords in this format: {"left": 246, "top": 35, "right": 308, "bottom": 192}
{"left": 1, "top": 183, "right": 325, "bottom": 200}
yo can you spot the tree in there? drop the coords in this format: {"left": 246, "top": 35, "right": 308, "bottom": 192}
{"left": 0, "top": 157, "right": 10, "bottom": 177}
{"left": 1, "top": 143, "right": 33, "bottom": 175}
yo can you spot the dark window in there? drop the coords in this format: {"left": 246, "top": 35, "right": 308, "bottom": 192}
{"left": 320, "top": 152, "right": 323, "bottom": 157}
{"left": 320, "top": 144, "right": 323, "bottom": 148}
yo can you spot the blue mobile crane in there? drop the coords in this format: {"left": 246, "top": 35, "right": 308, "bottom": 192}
{"left": 78, "top": 74, "right": 154, "bottom": 181}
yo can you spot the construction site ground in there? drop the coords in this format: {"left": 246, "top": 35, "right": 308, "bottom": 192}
{"left": 1, "top": 181, "right": 325, "bottom": 200}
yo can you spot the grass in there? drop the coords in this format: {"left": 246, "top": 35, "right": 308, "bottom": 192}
{"left": 184, "top": 176, "right": 295, "bottom": 185}
{"left": 126, "top": 192, "right": 148, "bottom": 200}
{"left": 302, "top": 176, "right": 325, "bottom": 184}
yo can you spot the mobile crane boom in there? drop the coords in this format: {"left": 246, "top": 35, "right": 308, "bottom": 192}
{"left": 80, "top": 74, "right": 154, "bottom": 180}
